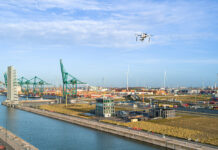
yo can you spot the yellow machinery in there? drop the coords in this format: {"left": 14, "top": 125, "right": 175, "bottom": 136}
{"left": 159, "top": 104, "right": 173, "bottom": 108}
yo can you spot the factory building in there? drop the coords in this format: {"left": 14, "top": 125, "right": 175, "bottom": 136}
{"left": 149, "top": 108, "right": 175, "bottom": 118}
{"left": 95, "top": 98, "right": 115, "bottom": 117}
{"left": 162, "top": 108, "right": 175, "bottom": 118}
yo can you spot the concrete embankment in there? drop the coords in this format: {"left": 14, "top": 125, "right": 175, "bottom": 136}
{"left": 0, "top": 126, "right": 38, "bottom": 150}
{"left": 13, "top": 106, "right": 218, "bottom": 150}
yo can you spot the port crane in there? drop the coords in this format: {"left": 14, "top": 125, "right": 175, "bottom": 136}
{"left": 18, "top": 77, "right": 32, "bottom": 96}
{"left": 3, "top": 71, "right": 49, "bottom": 98}
{"left": 4, "top": 72, "right": 7, "bottom": 87}
{"left": 135, "top": 33, "right": 152, "bottom": 42}
{"left": 29, "top": 76, "right": 50, "bottom": 96}
{"left": 0, "top": 75, "right": 4, "bottom": 86}
{"left": 18, "top": 77, "right": 29, "bottom": 93}
{"left": 60, "top": 59, "right": 86, "bottom": 98}
{"left": 17, "top": 76, "right": 49, "bottom": 97}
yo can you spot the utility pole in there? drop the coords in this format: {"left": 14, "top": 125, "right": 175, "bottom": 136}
{"left": 142, "top": 88, "right": 144, "bottom": 103}
{"left": 127, "top": 65, "right": 129, "bottom": 91}
{"left": 102, "top": 77, "right": 105, "bottom": 88}
{"left": 65, "top": 94, "right": 68, "bottom": 107}
{"left": 215, "top": 73, "right": 218, "bottom": 90}
{"left": 164, "top": 71, "right": 167, "bottom": 89}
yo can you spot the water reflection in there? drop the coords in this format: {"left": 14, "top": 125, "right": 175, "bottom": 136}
{"left": 6, "top": 108, "right": 17, "bottom": 132}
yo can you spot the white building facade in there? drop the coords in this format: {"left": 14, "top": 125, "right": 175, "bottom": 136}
{"left": 7, "top": 66, "right": 18, "bottom": 102}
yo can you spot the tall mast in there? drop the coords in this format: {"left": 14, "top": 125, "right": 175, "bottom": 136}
{"left": 164, "top": 71, "right": 167, "bottom": 89}
{"left": 127, "top": 65, "right": 129, "bottom": 91}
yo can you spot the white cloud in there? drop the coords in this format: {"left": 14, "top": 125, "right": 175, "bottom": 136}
{"left": 0, "top": 0, "right": 217, "bottom": 48}
{"left": 0, "top": 19, "right": 216, "bottom": 48}
{"left": 135, "top": 58, "right": 218, "bottom": 64}
{"left": 9, "top": 50, "right": 32, "bottom": 54}
{"left": 0, "top": 20, "right": 142, "bottom": 48}
{"left": 1, "top": 0, "right": 103, "bottom": 11}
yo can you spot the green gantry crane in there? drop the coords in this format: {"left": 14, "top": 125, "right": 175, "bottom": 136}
{"left": 29, "top": 76, "right": 50, "bottom": 96}
{"left": 4, "top": 72, "right": 7, "bottom": 87}
{"left": 18, "top": 77, "right": 32, "bottom": 95}
{"left": 60, "top": 59, "right": 86, "bottom": 98}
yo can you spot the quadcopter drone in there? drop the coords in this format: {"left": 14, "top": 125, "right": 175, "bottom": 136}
{"left": 135, "top": 33, "right": 152, "bottom": 42}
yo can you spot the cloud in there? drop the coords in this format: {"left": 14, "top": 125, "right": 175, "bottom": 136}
{"left": 0, "top": 0, "right": 107, "bottom": 12}
{"left": 0, "top": 20, "right": 141, "bottom": 48}
{"left": 0, "top": 0, "right": 217, "bottom": 48}
{"left": 9, "top": 50, "right": 32, "bottom": 54}
{"left": 134, "top": 58, "right": 218, "bottom": 64}
{"left": 0, "top": 19, "right": 216, "bottom": 48}
{"left": 178, "top": 59, "right": 218, "bottom": 64}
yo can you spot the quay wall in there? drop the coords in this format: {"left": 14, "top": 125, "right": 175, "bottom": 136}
{"left": 0, "top": 126, "right": 38, "bottom": 150}
{"left": 13, "top": 105, "right": 218, "bottom": 150}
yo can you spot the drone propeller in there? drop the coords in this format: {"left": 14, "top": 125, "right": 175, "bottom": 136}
{"left": 135, "top": 33, "right": 153, "bottom": 43}
{"left": 135, "top": 34, "right": 139, "bottom": 41}
{"left": 147, "top": 34, "right": 153, "bottom": 43}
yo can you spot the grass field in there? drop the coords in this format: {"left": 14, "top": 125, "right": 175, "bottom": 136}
{"left": 149, "top": 95, "right": 212, "bottom": 103}
{"left": 40, "top": 103, "right": 218, "bottom": 146}
{"left": 40, "top": 104, "right": 95, "bottom": 118}
{"left": 101, "top": 114, "right": 218, "bottom": 146}
{"left": 40, "top": 104, "right": 143, "bottom": 115}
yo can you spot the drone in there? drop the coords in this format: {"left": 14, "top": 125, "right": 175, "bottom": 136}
{"left": 135, "top": 33, "right": 152, "bottom": 42}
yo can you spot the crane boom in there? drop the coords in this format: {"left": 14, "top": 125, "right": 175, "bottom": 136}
{"left": 60, "top": 59, "right": 86, "bottom": 98}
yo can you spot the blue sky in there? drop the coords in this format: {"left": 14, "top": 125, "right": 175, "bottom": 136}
{"left": 0, "top": 0, "right": 218, "bottom": 87}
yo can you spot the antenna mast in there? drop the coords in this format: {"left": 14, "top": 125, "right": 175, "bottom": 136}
{"left": 164, "top": 71, "right": 167, "bottom": 89}
{"left": 127, "top": 65, "right": 129, "bottom": 91}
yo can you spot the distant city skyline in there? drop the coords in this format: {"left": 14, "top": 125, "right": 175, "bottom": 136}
{"left": 0, "top": 0, "right": 218, "bottom": 87}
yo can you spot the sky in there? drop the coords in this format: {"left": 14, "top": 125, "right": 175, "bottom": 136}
{"left": 0, "top": 0, "right": 218, "bottom": 88}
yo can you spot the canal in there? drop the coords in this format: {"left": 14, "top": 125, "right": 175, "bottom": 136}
{"left": 0, "top": 96, "right": 160, "bottom": 150}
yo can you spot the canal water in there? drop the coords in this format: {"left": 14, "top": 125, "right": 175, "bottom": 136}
{"left": 0, "top": 96, "right": 160, "bottom": 150}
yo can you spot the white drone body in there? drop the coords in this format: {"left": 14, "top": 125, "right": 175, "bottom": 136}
{"left": 136, "top": 33, "right": 152, "bottom": 43}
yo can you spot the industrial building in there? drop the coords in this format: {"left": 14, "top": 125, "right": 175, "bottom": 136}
{"left": 95, "top": 98, "right": 115, "bottom": 117}
{"left": 149, "top": 107, "right": 175, "bottom": 118}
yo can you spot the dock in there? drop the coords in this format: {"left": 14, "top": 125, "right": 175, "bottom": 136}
{"left": 0, "top": 126, "right": 38, "bottom": 150}
{"left": 2, "top": 99, "right": 56, "bottom": 107}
